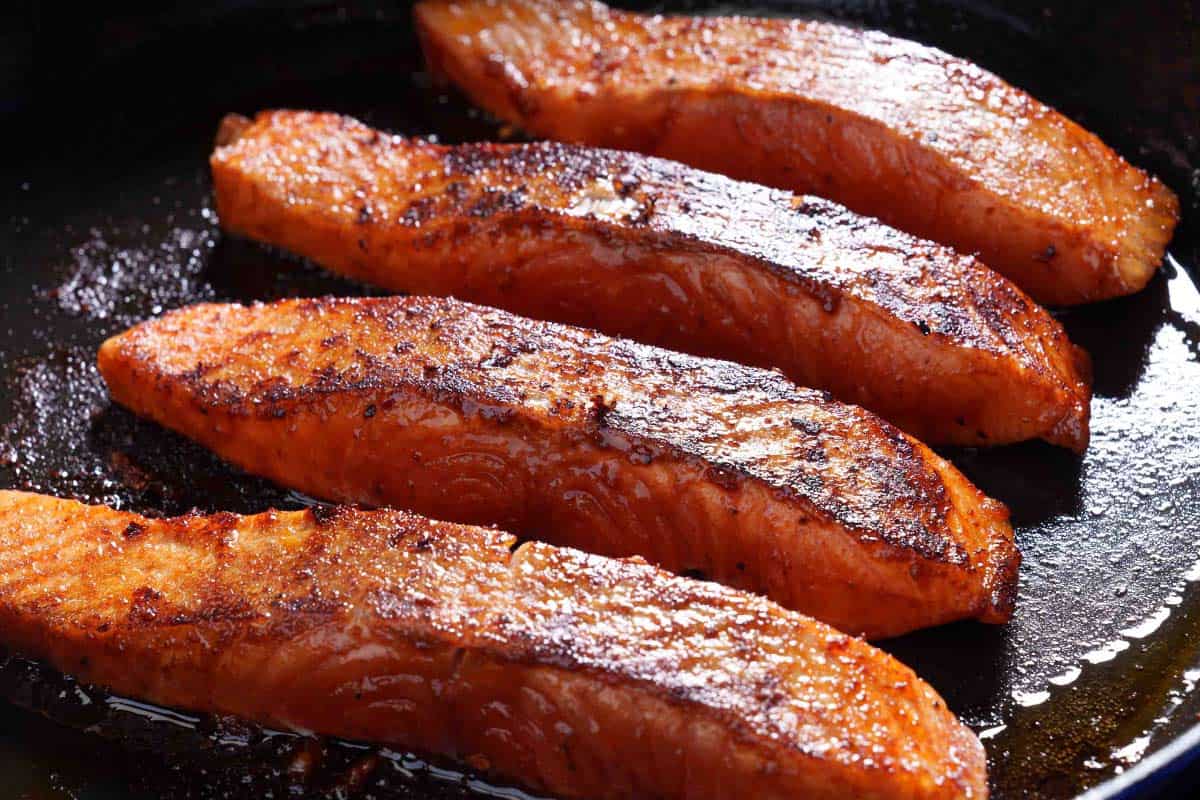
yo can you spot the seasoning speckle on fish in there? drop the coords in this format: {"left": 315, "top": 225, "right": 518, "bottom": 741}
{"left": 212, "top": 110, "right": 1092, "bottom": 450}
{"left": 98, "top": 296, "right": 1018, "bottom": 638}
{"left": 0, "top": 491, "right": 988, "bottom": 799}
{"left": 415, "top": 0, "right": 1179, "bottom": 305}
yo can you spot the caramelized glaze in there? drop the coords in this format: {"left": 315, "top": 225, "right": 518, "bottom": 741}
{"left": 0, "top": 491, "right": 988, "bottom": 798}
{"left": 212, "top": 110, "right": 1091, "bottom": 449}
{"left": 98, "top": 296, "right": 1018, "bottom": 638}
{"left": 415, "top": 0, "right": 1179, "bottom": 305}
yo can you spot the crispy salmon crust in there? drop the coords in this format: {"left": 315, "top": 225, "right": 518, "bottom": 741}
{"left": 211, "top": 110, "right": 1091, "bottom": 450}
{"left": 98, "top": 296, "right": 1018, "bottom": 638}
{"left": 414, "top": 0, "right": 1179, "bottom": 306}
{"left": 0, "top": 491, "right": 988, "bottom": 799}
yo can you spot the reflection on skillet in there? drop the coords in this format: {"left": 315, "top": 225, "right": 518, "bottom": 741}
{"left": 0, "top": 650, "right": 550, "bottom": 800}
{"left": 1056, "top": 265, "right": 1173, "bottom": 400}
{"left": 1, "top": 0, "right": 1199, "bottom": 794}
{"left": 1, "top": 195, "right": 1199, "bottom": 798}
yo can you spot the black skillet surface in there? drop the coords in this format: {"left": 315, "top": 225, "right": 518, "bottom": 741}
{"left": 2, "top": 1, "right": 1199, "bottom": 798}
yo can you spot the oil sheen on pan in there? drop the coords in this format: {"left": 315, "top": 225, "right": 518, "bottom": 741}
{"left": 1, "top": 1, "right": 1199, "bottom": 799}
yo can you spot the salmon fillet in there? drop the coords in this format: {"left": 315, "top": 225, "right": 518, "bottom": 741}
{"left": 0, "top": 490, "right": 988, "bottom": 798}
{"left": 414, "top": 0, "right": 1179, "bottom": 306}
{"left": 211, "top": 110, "right": 1091, "bottom": 450}
{"left": 97, "top": 296, "right": 1018, "bottom": 638}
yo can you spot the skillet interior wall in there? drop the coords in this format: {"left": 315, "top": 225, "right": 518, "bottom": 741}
{"left": 2, "top": 2, "right": 1199, "bottom": 799}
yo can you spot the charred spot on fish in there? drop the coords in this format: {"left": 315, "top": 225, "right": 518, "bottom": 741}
{"left": 682, "top": 568, "right": 709, "bottom": 582}
{"left": 590, "top": 48, "right": 627, "bottom": 75}
{"left": 469, "top": 188, "right": 526, "bottom": 218}
{"left": 121, "top": 521, "right": 146, "bottom": 539}
{"left": 627, "top": 197, "right": 656, "bottom": 226}
{"left": 356, "top": 205, "right": 372, "bottom": 225}
{"left": 800, "top": 445, "right": 828, "bottom": 465}
{"left": 398, "top": 197, "right": 438, "bottom": 227}
{"left": 167, "top": 599, "right": 257, "bottom": 626}
{"left": 789, "top": 469, "right": 825, "bottom": 498}
{"left": 789, "top": 417, "right": 821, "bottom": 436}
{"left": 613, "top": 173, "right": 641, "bottom": 196}
{"left": 407, "top": 533, "right": 435, "bottom": 552}
{"left": 272, "top": 594, "right": 342, "bottom": 616}
{"left": 363, "top": 404, "right": 377, "bottom": 419}
{"left": 588, "top": 394, "right": 615, "bottom": 424}
{"left": 704, "top": 465, "right": 741, "bottom": 491}
{"left": 1035, "top": 244, "right": 1057, "bottom": 262}
{"left": 481, "top": 348, "right": 515, "bottom": 369}
{"left": 914, "top": 319, "right": 932, "bottom": 336}
{"left": 309, "top": 504, "right": 342, "bottom": 526}
{"left": 129, "top": 586, "right": 164, "bottom": 623}
{"left": 202, "top": 512, "right": 242, "bottom": 547}
{"left": 470, "top": 402, "right": 517, "bottom": 425}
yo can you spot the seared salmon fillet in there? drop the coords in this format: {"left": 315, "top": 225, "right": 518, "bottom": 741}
{"left": 212, "top": 110, "right": 1091, "bottom": 450}
{"left": 0, "top": 491, "right": 988, "bottom": 799}
{"left": 414, "top": 0, "right": 1179, "bottom": 305}
{"left": 97, "top": 296, "right": 1018, "bottom": 638}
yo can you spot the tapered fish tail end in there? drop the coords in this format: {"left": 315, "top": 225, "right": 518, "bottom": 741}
{"left": 96, "top": 332, "right": 122, "bottom": 382}
{"left": 211, "top": 113, "right": 259, "bottom": 237}
{"left": 215, "top": 113, "right": 254, "bottom": 150}
{"left": 1047, "top": 406, "right": 1091, "bottom": 454}
{"left": 982, "top": 541, "right": 1021, "bottom": 626}
{"left": 1032, "top": 336, "right": 1091, "bottom": 453}
{"left": 1112, "top": 173, "right": 1181, "bottom": 300}
{"left": 1046, "top": 342, "right": 1092, "bottom": 454}
{"left": 978, "top": 497, "right": 1020, "bottom": 626}
{"left": 96, "top": 331, "right": 135, "bottom": 418}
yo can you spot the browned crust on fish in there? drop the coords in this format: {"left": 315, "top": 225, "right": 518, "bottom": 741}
{"left": 98, "top": 296, "right": 1018, "bottom": 638}
{"left": 211, "top": 110, "right": 1091, "bottom": 450}
{"left": 414, "top": 0, "right": 1179, "bottom": 306}
{"left": 0, "top": 490, "right": 988, "bottom": 798}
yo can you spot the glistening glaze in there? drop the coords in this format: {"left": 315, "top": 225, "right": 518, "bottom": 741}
{"left": 415, "top": 0, "right": 1179, "bottom": 304}
{"left": 98, "top": 295, "right": 1017, "bottom": 638}
{"left": 0, "top": 493, "right": 987, "bottom": 800}
{"left": 211, "top": 110, "right": 1091, "bottom": 449}
{"left": 3, "top": 0, "right": 1199, "bottom": 794}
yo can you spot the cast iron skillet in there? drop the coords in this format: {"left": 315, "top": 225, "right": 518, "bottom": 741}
{"left": 2, "top": 1, "right": 1199, "bottom": 797}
